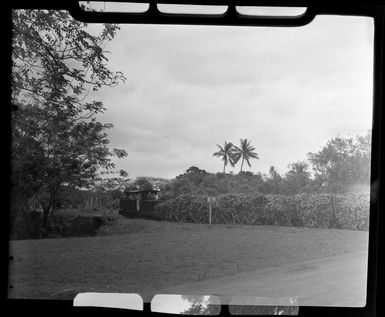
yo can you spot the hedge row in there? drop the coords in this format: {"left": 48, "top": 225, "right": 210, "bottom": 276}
{"left": 10, "top": 211, "right": 107, "bottom": 240}
{"left": 153, "top": 192, "right": 370, "bottom": 231}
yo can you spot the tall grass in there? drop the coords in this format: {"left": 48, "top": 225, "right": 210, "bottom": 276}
{"left": 154, "top": 192, "right": 370, "bottom": 231}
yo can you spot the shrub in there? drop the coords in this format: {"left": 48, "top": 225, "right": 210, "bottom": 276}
{"left": 154, "top": 194, "right": 208, "bottom": 223}
{"left": 48, "top": 213, "right": 78, "bottom": 238}
{"left": 213, "top": 193, "right": 267, "bottom": 225}
{"left": 10, "top": 209, "right": 42, "bottom": 240}
{"left": 48, "top": 212, "right": 106, "bottom": 238}
{"left": 156, "top": 165, "right": 370, "bottom": 230}
{"left": 295, "top": 193, "right": 338, "bottom": 228}
{"left": 264, "top": 195, "right": 300, "bottom": 227}
{"left": 154, "top": 192, "right": 369, "bottom": 231}
{"left": 334, "top": 192, "right": 370, "bottom": 230}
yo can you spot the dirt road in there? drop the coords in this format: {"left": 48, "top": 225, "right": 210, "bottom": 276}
{"left": 160, "top": 250, "right": 368, "bottom": 307}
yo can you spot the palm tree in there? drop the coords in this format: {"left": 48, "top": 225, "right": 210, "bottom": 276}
{"left": 212, "top": 141, "right": 236, "bottom": 174}
{"left": 233, "top": 139, "right": 259, "bottom": 172}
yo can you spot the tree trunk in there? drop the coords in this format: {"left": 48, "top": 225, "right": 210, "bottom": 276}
{"left": 42, "top": 207, "right": 50, "bottom": 238}
{"left": 240, "top": 158, "right": 244, "bottom": 172}
{"left": 223, "top": 162, "right": 226, "bottom": 174}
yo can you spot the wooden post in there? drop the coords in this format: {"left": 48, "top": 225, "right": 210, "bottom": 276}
{"left": 209, "top": 196, "right": 212, "bottom": 226}
{"left": 330, "top": 193, "right": 338, "bottom": 228}
{"left": 208, "top": 196, "right": 212, "bottom": 226}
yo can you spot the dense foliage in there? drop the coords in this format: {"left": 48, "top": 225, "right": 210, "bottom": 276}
{"left": 160, "top": 169, "right": 265, "bottom": 199}
{"left": 154, "top": 192, "right": 369, "bottom": 231}
{"left": 155, "top": 194, "right": 208, "bottom": 223}
{"left": 155, "top": 149, "right": 371, "bottom": 231}
{"left": 11, "top": 10, "right": 126, "bottom": 236}
{"left": 308, "top": 133, "right": 371, "bottom": 192}
{"left": 11, "top": 210, "right": 106, "bottom": 240}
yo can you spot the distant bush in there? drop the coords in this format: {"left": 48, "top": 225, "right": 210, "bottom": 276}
{"left": 295, "top": 193, "right": 339, "bottom": 228}
{"left": 154, "top": 193, "right": 268, "bottom": 225}
{"left": 48, "top": 213, "right": 79, "bottom": 238}
{"left": 154, "top": 192, "right": 370, "bottom": 231}
{"left": 334, "top": 192, "right": 370, "bottom": 230}
{"left": 293, "top": 192, "right": 370, "bottom": 230}
{"left": 10, "top": 210, "right": 107, "bottom": 240}
{"left": 213, "top": 193, "right": 267, "bottom": 225}
{"left": 10, "top": 209, "right": 42, "bottom": 240}
{"left": 154, "top": 194, "right": 208, "bottom": 222}
{"left": 264, "top": 195, "right": 301, "bottom": 227}
{"left": 48, "top": 213, "right": 106, "bottom": 238}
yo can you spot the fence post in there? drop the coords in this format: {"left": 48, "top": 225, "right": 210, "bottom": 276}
{"left": 208, "top": 196, "right": 212, "bottom": 226}
{"left": 330, "top": 193, "right": 339, "bottom": 228}
{"left": 292, "top": 194, "right": 297, "bottom": 226}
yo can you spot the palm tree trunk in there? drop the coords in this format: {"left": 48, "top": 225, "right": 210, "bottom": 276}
{"left": 223, "top": 162, "right": 226, "bottom": 174}
{"left": 240, "top": 158, "right": 244, "bottom": 172}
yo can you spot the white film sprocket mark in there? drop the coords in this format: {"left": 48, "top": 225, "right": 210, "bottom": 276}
{"left": 73, "top": 292, "right": 143, "bottom": 310}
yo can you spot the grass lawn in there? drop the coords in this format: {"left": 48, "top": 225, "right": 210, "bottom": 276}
{"left": 8, "top": 216, "right": 368, "bottom": 301}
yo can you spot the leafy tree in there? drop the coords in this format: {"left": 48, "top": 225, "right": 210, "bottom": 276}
{"left": 11, "top": 10, "right": 126, "bottom": 236}
{"left": 186, "top": 166, "right": 208, "bottom": 175}
{"left": 233, "top": 138, "right": 259, "bottom": 172}
{"left": 181, "top": 295, "right": 221, "bottom": 315}
{"left": 238, "top": 170, "right": 255, "bottom": 179}
{"left": 129, "top": 177, "right": 154, "bottom": 191}
{"left": 229, "top": 305, "right": 298, "bottom": 315}
{"left": 181, "top": 295, "right": 298, "bottom": 315}
{"left": 175, "top": 166, "right": 209, "bottom": 187}
{"left": 212, "top": 141, "right": 237, "bottom": 174}
{"left": 161, "top": 177, "right": 197, "bottom": 199}
{"left": 284, "top": 161, "right": 311, "bottom": 194}
{"left": 181, "top": 302, "right": 220, "bottom": 315}
{"left": 92, "top": 169, "right": 130, "bottom": 200}
{"left": 145, "top": 177, "right": 169, "bottom": 186}
{"left": 263, "top": 166, "right": 285, "bottom": 194}
{"left": 162, "top": 167, "right": 267, "bottom": 198}
{"left": 54, "top": 185, "right": 89, "bottom": 209}
{"left": 307, "top": 132, "right": 371, "bottom": 192}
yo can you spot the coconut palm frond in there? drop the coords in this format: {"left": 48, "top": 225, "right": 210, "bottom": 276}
{"left": 213, "top": 141, "right": 237, "bottom": 173}
{"left": 236, "top": 139, "right": 259, "bottom": 172}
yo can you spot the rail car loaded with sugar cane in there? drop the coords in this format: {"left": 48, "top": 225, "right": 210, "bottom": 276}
{"left": 119, "top": 188, "right": 161, "bottom": 219}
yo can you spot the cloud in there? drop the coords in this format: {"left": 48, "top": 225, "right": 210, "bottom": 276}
{"left": 94, "top": 15, "right": 373, "bottom": 179}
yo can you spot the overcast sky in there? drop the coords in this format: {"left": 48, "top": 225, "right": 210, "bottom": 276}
{"left": 87, "top": 14, "right": 373, "bottom": 180}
